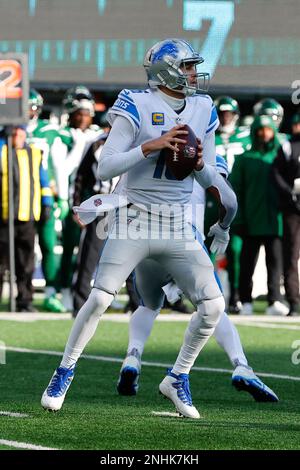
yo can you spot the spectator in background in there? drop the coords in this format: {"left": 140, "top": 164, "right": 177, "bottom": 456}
{"left": 0, "top": 130, "right": 6, "bottom": 301}
{"left": 272, "top": 113, "right": 300, "bottom": 316}
{"left": 0, "top": 126, "right": 53, "bottom": 312}
{"left": 55, "top": 86, "right": 103, "bottom": 310}
{"left": 72, "top": 131, "right": 112, "bottom": 317}
{"left": 253, "top": 98, "right": 288, "bottom": 144}
{"left": 26, "top": 89, "right": 66, "bottom": 313}
{"left": 205, "top": 96, "right": 251, "bottom": 314}
{"left": 230, "top": 115, "right": 289, "bottom": 316}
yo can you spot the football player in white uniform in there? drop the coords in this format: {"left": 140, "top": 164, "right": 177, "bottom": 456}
{"left": 117, "top": 155, "right": 279, "bottom": 403}
{"left": 41, "top": 39, "right": 236, "bottom": 418}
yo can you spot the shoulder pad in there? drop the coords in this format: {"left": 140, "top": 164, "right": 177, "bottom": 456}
{"left": 89, "top": 124, "right": 101, "bottom": 132}
{"left": 59, "top": 128, "right": 72, "bottom": 137}
{"left": 206, "top": 100, "right": 219, "bottom": 135}
{"left": 110, "top": 89, "right": 141, "bottom": 129}
{"left": 40, "top": 123, "right": 59, "bottom": 133}
{"left": 235, "top": 127, "right": 250, "bottom": 138}
{"left": 191, "top": 93, "right": 211, "bottom": 100}
{"left": 125, "top": 89, "right": 150, "bottom": 94}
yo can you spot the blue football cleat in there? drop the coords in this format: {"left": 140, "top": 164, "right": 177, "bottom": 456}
{"left": 159, "top": 369, "right": 200, "bottom": 419}
{"left": 232, "top": 365, "right": 279, "bottom": 402}
{"left": 41, "top": 365, "right": 75, "bottom": 411}
{"left": 117, "top": 348, "right": 141, "bottom": 396}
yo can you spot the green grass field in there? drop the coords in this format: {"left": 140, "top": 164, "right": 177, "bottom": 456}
{"left": 0, "top": 315, "right": 300, "bottom": 450}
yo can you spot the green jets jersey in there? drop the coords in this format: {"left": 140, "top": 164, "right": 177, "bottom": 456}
{"left": 204, "top": 126, "right": 251, "bottom": 235}
{"left": 58, "top": 126, "right": 74, "bottom": 151}
{"left": 58, "top": 124, "right": 101, "bottom": 151}
{"left": 215, "top": 126, "right": 252, "bottom": 172}
{"left": 27, "top": 119, "right": 60, "bottom": 185}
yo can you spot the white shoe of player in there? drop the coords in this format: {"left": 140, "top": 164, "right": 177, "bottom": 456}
{"left": 117, "top": 348, "right": 141, "bottom": 396}
{"left": 265, "top": 301, "right": 289, "bottom": 316}
{"left": 240, "top": 302, "right": 253, "bottom": 315}
{"left": 232, "top": 365, "right": 279, "bottom": 402}
{"left": 41, "top": 366, "right": 75, "bottom": 412}
{"left": 159, "top": 369, "right": 200, "bottom": 419}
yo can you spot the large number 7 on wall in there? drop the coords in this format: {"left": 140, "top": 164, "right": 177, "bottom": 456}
{"left": 183, "top": 1, "right": 234, "bottom": 78}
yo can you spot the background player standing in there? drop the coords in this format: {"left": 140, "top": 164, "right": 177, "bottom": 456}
{"left": 26, "top": 89, "right": 66, "bottom": 313}
{"left": 56, "top": 86, "right": 104, "bottom": 310}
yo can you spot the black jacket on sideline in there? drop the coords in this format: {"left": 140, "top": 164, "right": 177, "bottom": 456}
{"left": 73, "top": 133, "right": 111, "bottom": 207}
{"left": 272, "top": 134, "right": 300, "bottom": 215}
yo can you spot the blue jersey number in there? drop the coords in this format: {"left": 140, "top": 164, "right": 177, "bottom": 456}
{"left": 153, "top": 131, "right": 176, "bottom": 180}
{"left": 153, "top": 152, "right": 176, "bottom": 180}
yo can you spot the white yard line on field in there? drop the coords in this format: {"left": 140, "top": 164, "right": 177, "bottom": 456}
{"left": 0, "top": 313, "right": 72, "bottom": 322}
{"left": 0, "top": 439, "right": 58, "bottom": 450}
{"left": 232, "top": 322, "right": 300, "bottom": 331}
{"left": 230, "top": 315, "right": 300, "bottom": 324}
{"left": 3, "top": 346, "right": 300, "bottom": 382}
{"left": 1, "top": 311, "right": 300, "bottom": 328}
{"left": 151, "top": 411, "right": 181, "bottom": 418}
{"left": 0, "top": 411, "right": 29, "bottom": 418}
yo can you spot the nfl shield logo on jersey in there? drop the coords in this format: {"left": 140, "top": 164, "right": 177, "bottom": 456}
{"left": 94, "top": 198, "right": 102, "bottom": 207}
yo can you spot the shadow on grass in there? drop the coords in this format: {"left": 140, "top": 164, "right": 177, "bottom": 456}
{"left": 148, "top": 415, "right": 300, "bottom": 433}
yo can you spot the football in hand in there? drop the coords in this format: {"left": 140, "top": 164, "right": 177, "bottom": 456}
{"left": 163, "top": 124, "right": 199, "bottom": 180}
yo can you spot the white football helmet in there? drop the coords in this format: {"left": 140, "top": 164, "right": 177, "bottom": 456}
{"left": 143, "top": 38, "right": 209, "bottom": 96}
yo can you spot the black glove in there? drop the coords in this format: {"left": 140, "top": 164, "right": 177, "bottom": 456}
{"left": 40, "top": 205, "right": 52, "bottom": 223}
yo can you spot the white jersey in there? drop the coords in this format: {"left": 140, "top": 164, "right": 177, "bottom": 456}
{"left": 189, "top": 154, "right": 235, "bottom": 235}
{"left": 190, "top": 181, "right": 206, "bottom": 234}
{"left": 107, "top": 88, "right": 219, "bottom": 208}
